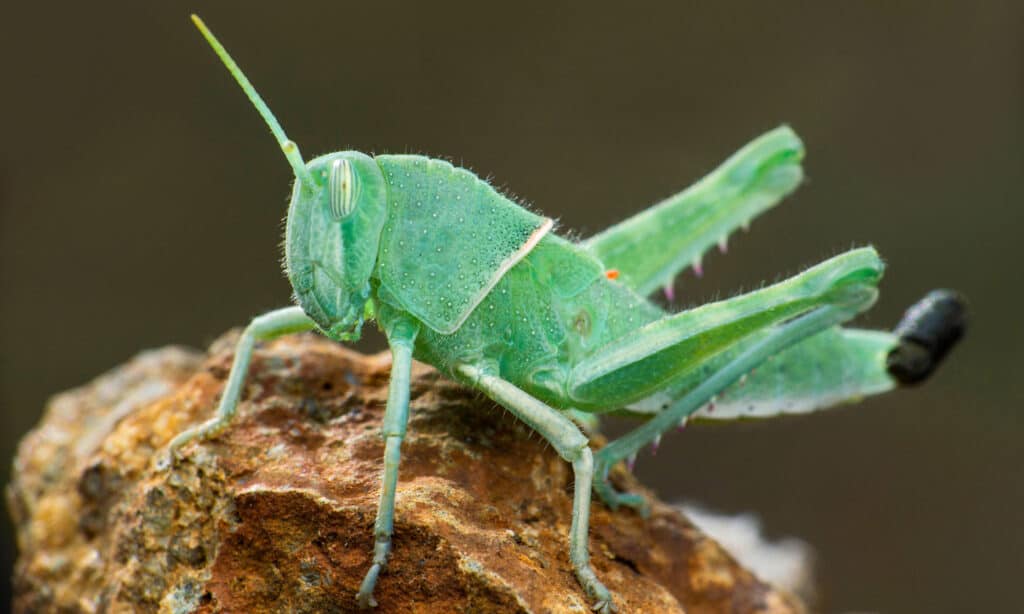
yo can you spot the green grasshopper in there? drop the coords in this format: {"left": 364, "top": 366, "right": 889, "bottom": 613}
{"left": 168, "top": 16, "right": 965, "bottom": 612}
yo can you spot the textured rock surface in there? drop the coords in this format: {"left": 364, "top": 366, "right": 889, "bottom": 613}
{"left": 9, "top": 331, "right": 806, "bottom": 613}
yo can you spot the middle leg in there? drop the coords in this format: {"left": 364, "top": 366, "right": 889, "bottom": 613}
{"left": 456, "top": 363, "right": 616, "bottom": 614}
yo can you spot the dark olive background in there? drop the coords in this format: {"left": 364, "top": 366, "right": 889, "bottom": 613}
{"left": 1, "top": 2, "right": 1020, "bottom": 612}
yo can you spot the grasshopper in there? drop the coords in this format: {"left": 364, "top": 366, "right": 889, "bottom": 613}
{"left": 168, "top": 16, "right": 965, "bottom": 612}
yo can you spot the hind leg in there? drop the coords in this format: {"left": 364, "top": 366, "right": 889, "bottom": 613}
{"left": 592, "top": 304, "right": 861, "bottom": 513}
{"left": 583, "top": 126, "right": 803, "bottom": 297}
{"left": 591, "top": 290, "right": 965, "bottom": 513}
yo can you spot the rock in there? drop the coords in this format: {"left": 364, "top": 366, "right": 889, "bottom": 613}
{"left": 8, "top": 331, "right": 806, "bottom": 613}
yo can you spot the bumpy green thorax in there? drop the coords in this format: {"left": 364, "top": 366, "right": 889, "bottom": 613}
{"left": 373, "top": 155, "right": 553, "bottom": 334}
{"left": 285, "top": 151, "right": 388, "bottom": 340}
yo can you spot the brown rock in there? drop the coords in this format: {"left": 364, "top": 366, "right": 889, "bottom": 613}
{"left": 9, "top": 331, "right": 806, "bottom": 613}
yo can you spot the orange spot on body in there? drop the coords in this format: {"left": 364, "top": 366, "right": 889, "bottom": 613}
{"left": 605, "top": 269, "right": 620, "bottom": 280}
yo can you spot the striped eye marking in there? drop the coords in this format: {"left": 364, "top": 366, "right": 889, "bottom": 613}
{"left": 328, "top": 158, "right": 358, "bottom": 219}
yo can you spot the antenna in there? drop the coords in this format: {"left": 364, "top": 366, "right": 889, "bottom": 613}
{"left": 191, "top": 15, "right": 316, "bottom": 187}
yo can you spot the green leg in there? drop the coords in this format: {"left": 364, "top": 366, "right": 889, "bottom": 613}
{"left": 593, "top": 304, "right": 864, "bottom": 514}
{"left": 582, "top": 126, "right": 804, "bottom": 296}
{"left": 357, "top": 317, "right": 419, "bottom": 608}
{"left": 166, "top": 306, "right": 315, "bottom": 458}
{"left": 457, "top": 363, "right": 616, "bottom": 614}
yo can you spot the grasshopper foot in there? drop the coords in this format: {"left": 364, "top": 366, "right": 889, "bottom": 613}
{"left": 596, "top": 483, "right": 649, "bottom": 517}
{"left": 163, "top": 416, "right": 229, "bottom": 465}
{"left": 576, "top": 563, "right": 617, "bottom": 613}
{"left": 154, "top": 451, "right": 175, "bottom": 472}
{"left": 356, "top": 562, "right": 383, "bottom": 609}
{"left": 355, "top": 590, "right": 377, "bottom": 609}
{"left": 593, "top": 457, "right": 650, "bottom": 517}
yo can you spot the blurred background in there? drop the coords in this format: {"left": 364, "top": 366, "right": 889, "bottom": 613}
{"left": 1, "top": 2, "right": 1020, "bottom": 611}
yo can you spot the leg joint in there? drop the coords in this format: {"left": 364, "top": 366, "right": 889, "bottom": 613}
{"left": 572, "top": 445, "right": 593, "bottom": 470}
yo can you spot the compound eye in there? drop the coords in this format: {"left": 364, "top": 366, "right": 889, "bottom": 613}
{"left": 328, "top": 158, "right": 358, "bottom": 219}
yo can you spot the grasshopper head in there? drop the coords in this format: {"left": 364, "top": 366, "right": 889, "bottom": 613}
{"left": 189, "top": 16, "right": 389, "bottom": 341}
{"left": 285, "top": 152, "right": 388, "bottom": 341}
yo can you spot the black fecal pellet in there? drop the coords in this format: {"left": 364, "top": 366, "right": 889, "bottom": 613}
{"left": 887, "top": 289, "right": 967, "bottom": 385}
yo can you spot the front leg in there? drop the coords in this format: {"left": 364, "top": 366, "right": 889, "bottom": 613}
{"left": 356, "top": 315, "right": 419, "bottom": 608}
{"left": 166, "top": 306, "right": 315, "bottom": 459}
